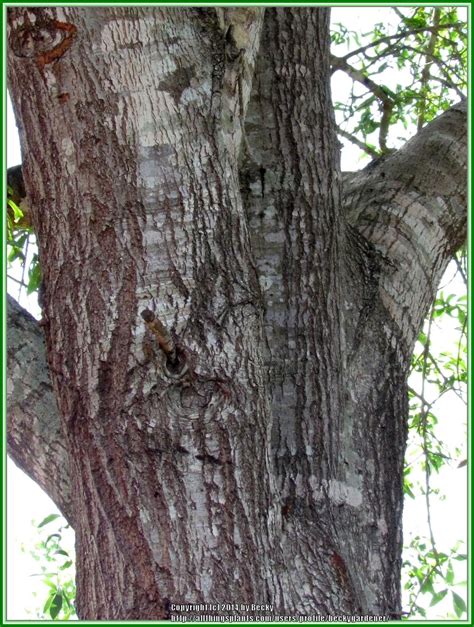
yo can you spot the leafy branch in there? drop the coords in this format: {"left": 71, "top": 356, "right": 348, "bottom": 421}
{"left": 403, "top": 251, "right": 467, "bottom": 619}
{"left": 25, "top": 514, "right": 77, "bottom": 620}
{"left": 7, "top": 173, "right": 41, "bottom": 298}
{"left": 337, "top": 21, "right": 463, "bottom": 63}
{"left": 416, "top": 9, "right": 441, "bottom": 130}
{"left": 331, "top": 7, "right": 467, "bottom": 158}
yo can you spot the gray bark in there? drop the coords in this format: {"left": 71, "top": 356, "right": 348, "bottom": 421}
{"left": 7, "top": 6, "right": 466, "bottom": 621}
{"left": 7, "top": 295, "right": 73, "bottom": 523}
{"left": 242, "top": 15, "right": 466, "bottom": 616}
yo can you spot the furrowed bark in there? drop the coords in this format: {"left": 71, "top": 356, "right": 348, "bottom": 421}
{"left": 242, "top": 8, "right": 364, "bottom": 615}
{"left": 344, "top": 100, "right": 467, "bottom": 352}
{"left": 337, "top": 100, "right": 467, "bottom": 615}
{"left": 8, "top": 6, "right": 276, "bottom": 619}
{"left": 7, "top": 4, "right": 467, "bottom": 621}
{"left": 241, "top": 9, "right": 466, "bottom": 617}
{"left": 337, "top": 104, "right": 467, "bottom": 613}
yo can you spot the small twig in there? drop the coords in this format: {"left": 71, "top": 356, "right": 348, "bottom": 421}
{"left": 417, "top": 9, "right": 441, "bottom": 131}
{"left": 392, "top": 7, "right": 407, "bottom": 21}
{"left": 7, "top": 274, "right": 28, "bottom": 288}
{"left": 355, "top": 36, "right": 466, "bottom": 98}
{"left": 331, "top": 54, "right": 395, "bottom": 104}
{"left": 395, "top": 44, "right": 466, "bottom": 95}
{"left": 455, "top": 316, "right": 467, "bottom": 389}
{"left": 409, "top": 562, "right": 441, "bottom": 615}
{"left": 338, "top": 22, "right": 463, "bottom": 63}
{"left": 331, "top": 54, "right": 394, "bottom": 152}
{"left": 336, "top": 126, "right": 380, "bottom": 158}
{"left": 18, "top": 233, "right": 30, "bottom": 300}
{"left": 453, "top": 253, "right": 467, "bottom": 287}
{"left": 407, "top": 307, "right": 446, "bottom": 616}
{"left": 408, "top": 385, "right": 433, "bottom": 411}
{"left": 419, "top": 309, "right": 440, "bottom": 567}
{"left": 428, "top": 74, "right": 467, "bottom": 95}
{"left": 141, "top": 309, "right": 177, "bottom": 364}
{"left": 425, "top": 350, "right": 465, "bottom": 404}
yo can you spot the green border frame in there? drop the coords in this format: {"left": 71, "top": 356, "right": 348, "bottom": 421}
{"left": 1, "top": 1, "right": 471, "bottom": 624}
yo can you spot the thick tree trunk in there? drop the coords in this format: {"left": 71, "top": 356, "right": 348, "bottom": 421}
{"left": 7, "top": 6, "right": 466, "bottom": 620}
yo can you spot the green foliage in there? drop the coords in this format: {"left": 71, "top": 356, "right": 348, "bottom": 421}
{"left": 403, "top": 538, "right": 467, "bottom": 619}
{"left": 24, "top": 514, "right": 77, "bottom": 620}
{"left": 331, "top": 7, "right": 467, "bottom": 160}
{"left": 7, "top": 184, "right": 41, "bottom": 296}
{"left": 37, "top": 513, "right": 61, "bottom": 528}
{"left": 402, "top": 250, "right": 467, "bottom": 620}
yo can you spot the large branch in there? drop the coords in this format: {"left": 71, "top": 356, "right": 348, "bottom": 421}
{"left": 7, "top": 295, "right": 73, "bottom": 523}
{"left": 343, "top": 100, "right": 467, "bottom": 354}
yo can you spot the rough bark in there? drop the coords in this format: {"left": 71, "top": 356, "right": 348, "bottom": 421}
{"left": 344, "top": 100, "right": 467, "bottom": 351}
{"left": 241, "top": 14, "right": 466, "bottom": 616}
{"left": 7, "top": 5, "right": 466, "bottom": 621}
{"left": 8, "top": 6, "right": 277, "bottom": 620}
{"left": 241, "top": 10, "right": 363, "bottom": 614}
{"left": 7, "top": 295, "right": 73, "bottom": 523}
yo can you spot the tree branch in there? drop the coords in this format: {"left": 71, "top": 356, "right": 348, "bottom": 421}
{"left": 336, "top": 126, "right": 381, "bottom": 158}
{"left": 337, "top": 21, "right": 463, "bottom": 63}
{"left": 417, "top": 9, "right": 441, "bottom": 131}
{"left": 7, "top": 294, "right": 73, "bottom": 524}
{"left": 331, "top": 53, "right": 395, "bottom": 105}
{"left": 330, "top": 54, "right": 394, "bottom": 152}
{"left": 362, "top": 35, "right": 466, "bottom": 96}
{"left": 343, "top": 100, "right": 467, "bottom": 354}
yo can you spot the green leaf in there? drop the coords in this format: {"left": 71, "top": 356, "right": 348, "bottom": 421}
{"left": 45, "top": 533, "right": 61, "bottom": 546}
{"left": 43, "top": 590, "right": 56, "bottom": 613}
{"left": 60, "top": 560, "right": 73, "bottom": 570}
{"left": 7, "top": 197, "right": 23, "bottom": 220}
{"left": 418, "top": 330, "right": 427, "bottom": 345}
{"left": 37, "top": 514, "right": 60, "bottom": 528}
{"left": 7, "top": 245, "right": 26, "bottom": 264}
{"left": 55, "top": 549, "right": 69, "bottom": 557}
{"left": 452, "top": 591, "right": 466, "bottom": 617}
{"left": 49, "top": 591, "right": 63, "bottom": 619}
{"left": 12, "top": 232, "right": 28, "bottom": 249}
{"left": 420, "top": 577, "right": 434, "bottom": 594}
{"left": 27, "top": 260, "right": 42, "bottom": 294}
{"left": 403, "top": 481, "right": 415, "bottom": 499}
{"left": 429, "top": 588, "right": 448, "bottom": 606}
{"left": 446, "top": 560, "right": 455, "bottom": 585}
{"left": 414, "top": 604, "right": 427, "bottom": 617}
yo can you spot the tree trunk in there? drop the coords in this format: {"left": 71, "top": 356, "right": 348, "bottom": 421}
{"left": 7, "top": 6, "right": 466, "bottom": 620}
